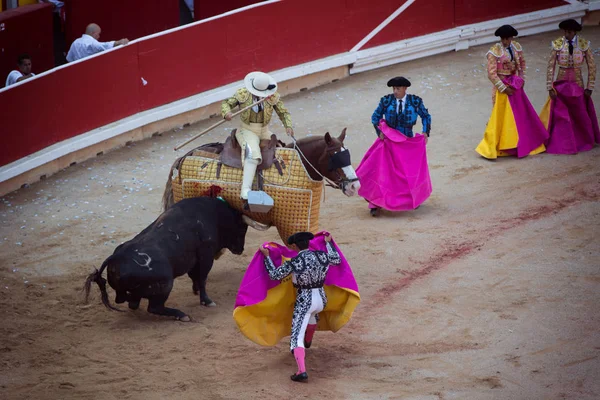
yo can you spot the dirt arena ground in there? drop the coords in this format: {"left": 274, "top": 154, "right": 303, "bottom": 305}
{"left": 1, "top": 29, "right": 599, "bottom": 400}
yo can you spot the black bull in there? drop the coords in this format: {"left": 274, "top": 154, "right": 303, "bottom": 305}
{"left": 83, "top": 197, "right": 263, "bottom": 321}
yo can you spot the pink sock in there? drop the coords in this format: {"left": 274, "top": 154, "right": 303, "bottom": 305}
{"left": 305, "top": 324, "right": 317, "bottom": 344}
{"left": 293, "top": 347, "right": 306, "bottom": 374}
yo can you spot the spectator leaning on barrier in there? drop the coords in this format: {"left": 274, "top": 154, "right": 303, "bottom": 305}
{"left": 66, "top": 23, "right": 129, "bottom": 62}
{"left": 5, "top": 54, "right": 36, "bottom": 87}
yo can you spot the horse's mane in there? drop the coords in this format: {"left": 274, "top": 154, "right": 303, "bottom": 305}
{"left": 285, "top": 135, "right": 323, "bottom": 148}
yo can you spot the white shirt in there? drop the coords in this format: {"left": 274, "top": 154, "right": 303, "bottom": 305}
{"left": 396, "top": 94, "right": 407, "bottom": 114}
{"left": 5, "top": 70, "right": 35, "bottom": 87}
{"left": 66, "top": 34, "right": 115, "bottom": 62}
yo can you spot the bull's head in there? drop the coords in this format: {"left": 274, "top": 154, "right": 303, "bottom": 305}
{"left": 225, "top": 215, "right": 270, "bottom": 255}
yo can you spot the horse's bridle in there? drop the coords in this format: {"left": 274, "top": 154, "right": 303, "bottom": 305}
{"left": 292, "top": 137, "right": 357, "bottom": 193}
{"left": 327, "top": 147, "right": 359, "bottom": 194}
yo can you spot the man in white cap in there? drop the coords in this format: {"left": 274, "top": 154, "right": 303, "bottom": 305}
{"left": 221, "top": 71, "right": 294, "bottom": 207}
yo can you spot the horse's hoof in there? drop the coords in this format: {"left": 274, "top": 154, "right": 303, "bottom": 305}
{"left": 202, "top": 301, "right": 217, "bottom": 307}
{"left": 178, "top": 315, "right": 191, "bottom": 322}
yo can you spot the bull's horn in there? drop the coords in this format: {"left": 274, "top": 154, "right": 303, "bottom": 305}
{"left": 242, "top": 215, "right": 271, "bottom": 231}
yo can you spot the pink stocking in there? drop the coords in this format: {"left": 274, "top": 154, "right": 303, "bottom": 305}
{"left": 293, "top": 347, "right": 306, "bottom": 374}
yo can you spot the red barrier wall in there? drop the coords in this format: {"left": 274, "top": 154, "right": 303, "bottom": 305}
{"left": 366, "top": 0, "right": 455, "bottom": 49}
{"left": 1, "top": 45, "right": 140, "bottom": 164}
{"left": 193, "top": 0, "right": 266, "bottom": 21}
{"left": 63, "top": 0, "right": 180, "bottom": 47}
{"left": 0, "top": 4, "right": 54, "bottom": 83}
{"left": 454, "top": 0, "right": 567, "bottom": 26}
{"left": 138, "top": 0, "right": 402, "bottom": 110}
{"left": 0, "top": 0, "right": 573, "bottom": 167}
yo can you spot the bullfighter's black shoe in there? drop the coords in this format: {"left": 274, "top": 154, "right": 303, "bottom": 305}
{"left": 290, "top": 372, "right": 308, "bottom": 382}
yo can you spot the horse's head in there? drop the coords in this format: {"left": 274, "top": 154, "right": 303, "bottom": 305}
{"left": 319, "top": 128, "right": 361, "bottom": 197}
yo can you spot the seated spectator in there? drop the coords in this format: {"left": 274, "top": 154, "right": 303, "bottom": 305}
{"left": 5, "top": 54, "right": 35, "bottom": 87}
{"left": 66, "top": 23, "right": 129, "bottom": 62}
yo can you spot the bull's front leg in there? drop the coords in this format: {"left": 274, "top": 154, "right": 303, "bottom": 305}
{"left": 189, "top": 256, "right": 216, "bottom": 307}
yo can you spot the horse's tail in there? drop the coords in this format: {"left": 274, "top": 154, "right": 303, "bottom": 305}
{"left": 83, "top": 257, "right": 121, "bottom": 311}
{"left": 162, "top": 152, "right": 189, "bottom": 212}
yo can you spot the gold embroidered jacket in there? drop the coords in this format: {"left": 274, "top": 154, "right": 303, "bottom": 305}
{"left": 221, "top": 88, "right": 293, "bottom": 129}
{"left": 546, "top": 36, "right": 596, "bottom": 91}
{"left": 486, "top": 42, "right": 526, "bottom": 93}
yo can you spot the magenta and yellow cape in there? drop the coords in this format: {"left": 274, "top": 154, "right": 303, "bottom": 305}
{"left": 233, "top": 232, "right": 360, "bottom": 346}
{"left": 476, "top": 75, "right": 548, "bottom": 159}
{"left": 539, "top": 80, "right": 600, "bottom": 154}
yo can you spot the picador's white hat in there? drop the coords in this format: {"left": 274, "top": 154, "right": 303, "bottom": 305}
{"left": 244, "top": 71, "right": 278, "bottom": 97}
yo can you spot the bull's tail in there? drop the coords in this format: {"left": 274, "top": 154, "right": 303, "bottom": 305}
{"left": 83, "top": 257, "right": 121, "bottom": 312}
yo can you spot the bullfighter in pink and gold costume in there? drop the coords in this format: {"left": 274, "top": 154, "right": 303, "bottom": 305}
{"left": 476, "top": 25, "right": 549, "bottom": 159}
{"left": 539, "top": 19, "right": 600, "bottom": 154}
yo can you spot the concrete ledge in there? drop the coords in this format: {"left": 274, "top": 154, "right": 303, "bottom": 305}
{"left": 0, "top": 66, "right": 349, "bottom": 196}
{"left": 350, "top": 3, "right": 588, "bottom": 74}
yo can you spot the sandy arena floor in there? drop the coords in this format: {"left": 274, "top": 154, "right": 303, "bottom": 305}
{"left": 1, "top": 29, "right": 599, "bottom": 400}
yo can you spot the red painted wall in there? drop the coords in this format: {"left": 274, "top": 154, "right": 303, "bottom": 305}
{"left": 365, "top": 0, "right": 455, "bottom": 49}
{"left": 138, "top": 0, "right": 402, "bottom": 111}
{"left": 0, "top": 45, "right": 140, "bottom": 165}
{"left": 0, "top": 0, "right": 572, "bottom": 167}
{"left": 454, "top": 0, "right": 567, "bottom": 26}
{"left": 63, "top": 0, "right": 180, "bottom": 47}
{"left": 193, "top": 0, "right": 266, "bottom": 21}
{"left": 0, "top": 4, "right": 54, "bottom": 84}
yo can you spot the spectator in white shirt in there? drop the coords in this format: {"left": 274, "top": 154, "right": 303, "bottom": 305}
{"left": 5, "top": 54, "right": 35, "bottom": 87}
{"left": 66, "top": 23, "right": 129, "bottom": 63}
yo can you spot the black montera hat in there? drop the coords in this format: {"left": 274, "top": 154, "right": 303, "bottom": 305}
{"left": 559, "top": 19, "right": 582, "bottom": 32}
{"left": 495, "top": 25, "right": 518, "bottom": 38}
{"left": 387, "top": 76, "right": 411, "bottom": 87}
{"left": 287, "top": 232, "right": 315, "bottom": 246}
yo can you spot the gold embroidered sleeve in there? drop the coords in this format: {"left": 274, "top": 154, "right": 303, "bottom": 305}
{"left": 585, "top": 48, "right": 596, "bottom": 90}
{"left": 221, "top": 95, "right": 239, "bottom": 118}
{"left": 547, "top": 49, "right": 557, "bottom": 91}
{"left": 518, "top": 50, "right": 526, "bottom": 80}
{"left": 273, "top": 99, "right": 292, "bottom": 129}
{"left": 487, "top": 53, "right": 506, "bottom": 92}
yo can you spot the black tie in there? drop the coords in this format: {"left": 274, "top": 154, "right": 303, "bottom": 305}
{"left": 397, "top": 99, "right": 403, "bottom": 114}
{"left": 507, "top": 46, "right": 514, "bottom": 61}
{"left": 568, "top": 40, "right": 574, "bottom": 55}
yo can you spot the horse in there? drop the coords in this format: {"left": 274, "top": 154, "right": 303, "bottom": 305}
{"left": 161, "top": 128, "right": 360, "bottom": 241}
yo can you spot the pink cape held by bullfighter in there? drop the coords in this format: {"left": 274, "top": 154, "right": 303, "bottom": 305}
{"left": 356, "top": 119, "right": 432, "bottom": 213}
{"left": 232, "top": 232, "right": 360, "bottom": 347}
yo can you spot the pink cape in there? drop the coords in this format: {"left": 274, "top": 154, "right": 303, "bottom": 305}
{"left": 355, "top": 120, "right": 432, "bottom": 211}
{"left": 545, "top": 80, "right": 600, "bottom": 154}
{"left": 233, "top": 232, "right": 360, "bottom": 346}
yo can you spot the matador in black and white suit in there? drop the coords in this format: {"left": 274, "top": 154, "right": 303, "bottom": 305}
{"left": 261, "top": 231, "right": 341, "bottom": 382}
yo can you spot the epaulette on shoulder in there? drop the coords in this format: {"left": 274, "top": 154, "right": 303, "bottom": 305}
{"left": 511, "top": 41, "right": 523, "bottom": 52}
{"left": 234, "top": 88, "right": 250, "bottom": 103}
{"left": 266, "top": 92, "right": 280, "bottom": 105}
{"left": 551, "top": 37, "right": 564, "bottom": 51}
{"left": 487, "top": 43, "right": 503, "bottom": 58}
{"left": 578, "top": 36, "right": 590, "bottom": 51}
{"left": 408, "top": 94, "right": 422, "bottom": 103}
